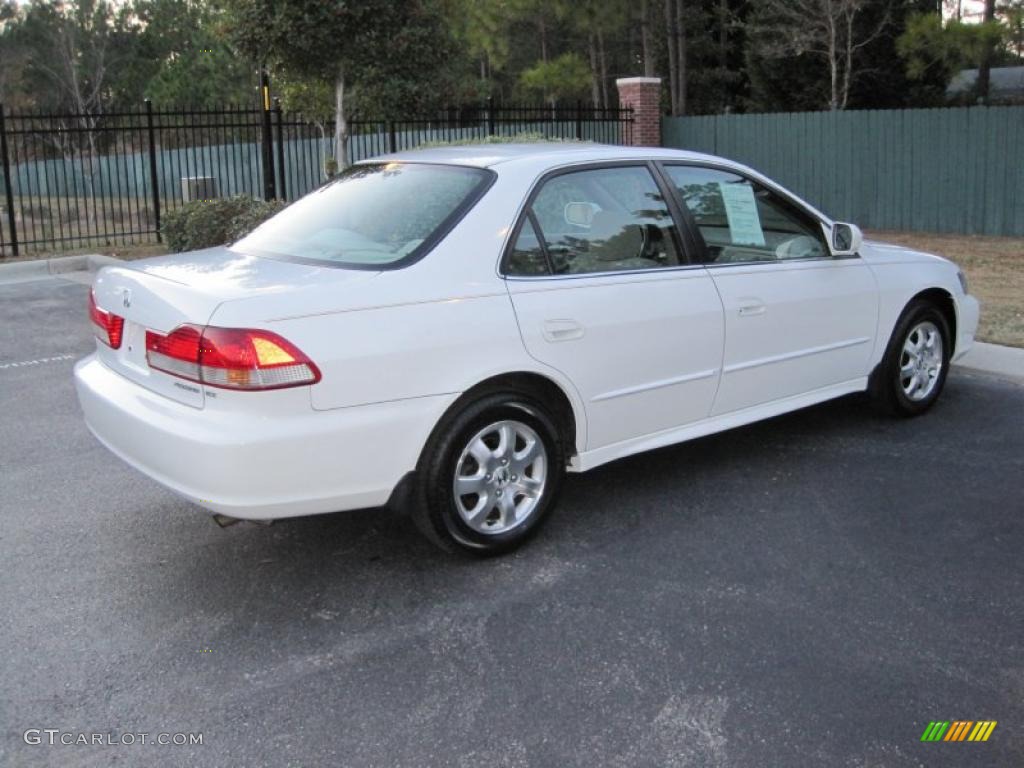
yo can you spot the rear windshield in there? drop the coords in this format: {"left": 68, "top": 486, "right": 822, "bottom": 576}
{"left": 232, "top": 163, "right": 494, "bottom": 269}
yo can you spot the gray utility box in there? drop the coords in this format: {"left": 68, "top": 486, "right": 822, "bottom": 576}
{"left": 181, "top": 176, "right": 219, "bottom": 202}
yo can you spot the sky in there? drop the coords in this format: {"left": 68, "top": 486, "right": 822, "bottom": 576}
{"left": 946, "top": 0, "right": 990, "bottom": 22}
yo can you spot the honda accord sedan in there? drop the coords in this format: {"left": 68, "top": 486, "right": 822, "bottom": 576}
{"left": 75, "top": 143, "right": 980, "bottom": 554}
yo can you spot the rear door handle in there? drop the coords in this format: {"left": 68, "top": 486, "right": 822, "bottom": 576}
{"left": 738, "top": 302, "right": 766, "bottom": 317}
{"left": 542, "top": 319, "right": 585, "bottom": 342}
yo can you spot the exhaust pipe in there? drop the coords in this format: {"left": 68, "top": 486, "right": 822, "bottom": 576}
{"left": 211, "top": 514, "right": 274, "bottom": 528}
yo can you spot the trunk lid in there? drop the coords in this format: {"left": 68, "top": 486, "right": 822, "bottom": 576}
{"left": 90, "top": 247, "right": 378, "bottom": 407}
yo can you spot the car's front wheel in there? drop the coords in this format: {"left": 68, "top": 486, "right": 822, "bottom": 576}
{"left": 871, "top": 299, "right": 951, "bottom": 416}
{"left": 412, "top": 394, "right": 565, "bottom": 555}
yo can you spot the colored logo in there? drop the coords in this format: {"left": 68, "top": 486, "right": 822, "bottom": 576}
{"left": 921, "top": 721, "right": 997, "bottom": 742}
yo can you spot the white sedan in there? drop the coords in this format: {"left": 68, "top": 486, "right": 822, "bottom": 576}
{"left": 76, "top": 144, "right": 980, "bottom": 554}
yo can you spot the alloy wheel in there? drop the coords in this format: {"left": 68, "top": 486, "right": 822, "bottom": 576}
{"left": 899, "top": 320, "right": 944, "bottom": 402}
{"left": 452, "top": 419, "right": 548, "bottom": 535}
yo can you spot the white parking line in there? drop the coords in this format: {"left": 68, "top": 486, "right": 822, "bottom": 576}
{"left": 0, "top": 353, "right": 77, "bottom": 370}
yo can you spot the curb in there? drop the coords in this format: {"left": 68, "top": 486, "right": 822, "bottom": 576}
{"left": 953, "top": 342, "right": 1024, "bottom": 385}
{"left": 0, "top": 254, "right": 120, "bottom": 283}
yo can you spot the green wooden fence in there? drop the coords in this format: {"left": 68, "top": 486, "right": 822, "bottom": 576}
{"left": 662, "top": 107, "right": 1024, "bottom": 237}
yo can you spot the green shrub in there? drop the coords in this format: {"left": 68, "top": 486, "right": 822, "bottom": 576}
{"left": 162, "top": 196, "right": 286, "bottom": 253}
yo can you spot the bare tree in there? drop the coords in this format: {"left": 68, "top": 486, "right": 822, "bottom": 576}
{"left": 675, "top": 0, "right": 687, "bottom": 115}
{"left": 575, "top": 0, "right": 623, "bottom": 108}
{"left": 662, "top": 0, "right": 689, "bottom": 115}
{"left": 25, "top": 1, "right": 122, "bottom": 154}
{"left": 664, "top": 0, "right": 679, "bottom": 114}
{"left": 977, "top": 0, "right": 997, "bottom": 102}
{"left": 20, "top": 1, "right": 132, "bottom": 237}
{"left": 718, "top": 0, "right": 730, "bottom": 71}
{"left": 598, "top": 27, "right": 610, "bottom": 107}
{"left": 751, "top": 0, "right": 891, "bottom": 110}
{"left": 640, "top": 0, "right": 655, "bottom": 77}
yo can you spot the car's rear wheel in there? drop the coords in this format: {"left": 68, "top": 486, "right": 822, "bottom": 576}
{"left": 871, "top": 299, "right": 951, "bottom": 416}
{"left": 412, "top": 394, "right": 565, "bottom": 555}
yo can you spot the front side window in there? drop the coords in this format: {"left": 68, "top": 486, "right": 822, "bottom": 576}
{"left": 663, "top": 165, "right": 828, "bottom": 264}
{"left": 233, "top": 163, "right": 493, "bottom": 268}
{"left": 505, "top": 165, "right": 682, "bottom": 276}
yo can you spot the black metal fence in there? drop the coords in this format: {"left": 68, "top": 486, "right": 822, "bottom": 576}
{"left": 0, "top": 102, "right": 633, "bottom": 257}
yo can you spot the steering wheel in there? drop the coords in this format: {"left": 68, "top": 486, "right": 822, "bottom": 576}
{"left": 774, "top": 234, "right": 823, "bottom": 260}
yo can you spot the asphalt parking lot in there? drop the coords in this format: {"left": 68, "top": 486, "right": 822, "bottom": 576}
{"left": 2, "top": 275, "right": 1022, "bottom": 768}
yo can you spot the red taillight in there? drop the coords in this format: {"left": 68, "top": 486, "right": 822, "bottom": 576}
{"left": 89, "top": 289, "right": 124, "bottom": 349}
{"left": 145, "top": 325, "right": 320, "bottom": 391}
{"left": 146, "top": 324, "right": 203, "bottom": 382}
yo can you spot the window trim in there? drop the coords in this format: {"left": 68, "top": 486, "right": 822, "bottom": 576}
{"left": 232, "top": 161, "right": 497, "bottom": 272}
{"left": 499, "top": 160, "right": 699, "bottom": 280}
{"left": 654, "top": 161, "right": 852, "bottom": 268}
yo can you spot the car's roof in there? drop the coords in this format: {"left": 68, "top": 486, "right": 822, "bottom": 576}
{"left": 365, "top": 141, "right": 832, "bottom": 225}
{"left": 368, "top": 142, "right": 722, "bottom": 170}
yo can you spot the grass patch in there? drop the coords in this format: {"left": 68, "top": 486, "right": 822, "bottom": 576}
{"left": 869, "top": 231, "right": 1024, "bottom": 348}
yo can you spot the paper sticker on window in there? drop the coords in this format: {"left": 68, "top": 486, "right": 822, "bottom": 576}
{"left": 718, "top": 182, "right": 766, "bottom": 246}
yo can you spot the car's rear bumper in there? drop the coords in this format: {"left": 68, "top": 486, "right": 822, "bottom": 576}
{"left": 74, "top": 355, "right": 454, "bottom": 520}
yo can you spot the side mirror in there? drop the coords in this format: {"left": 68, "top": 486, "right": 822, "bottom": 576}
{"left": 829, "top": 222, "right": 863, "bottom": 256}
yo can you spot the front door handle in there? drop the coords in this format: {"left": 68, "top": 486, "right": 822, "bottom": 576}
{"left": 738, "top": 301, "right": 766, "bottom": 317}
{"left": 542, "top": 319, "right": 585, "bottom": 342}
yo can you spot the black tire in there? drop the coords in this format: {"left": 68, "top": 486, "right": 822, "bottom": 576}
{"left": 870, "top": 299, "right": 952, "bottom": 417}
{"left": 411, "top": 393, "right": 566, "bottom": 555}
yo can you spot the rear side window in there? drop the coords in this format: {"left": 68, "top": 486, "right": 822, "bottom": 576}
{"left": 663, "top": 165, "right": 827, "bottom": 264}
{"left": 504, "top": 165, "right": 681, "bottom": 276}
{"left": 507, "top": 218, "right": 549, "bottom": 275}
{"left": 232, "top": 163, "right": 493, "bottom": 269}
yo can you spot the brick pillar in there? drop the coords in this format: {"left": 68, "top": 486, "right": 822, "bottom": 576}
{"left": 616, "top": 77, "right": 662, "bottom": 147}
